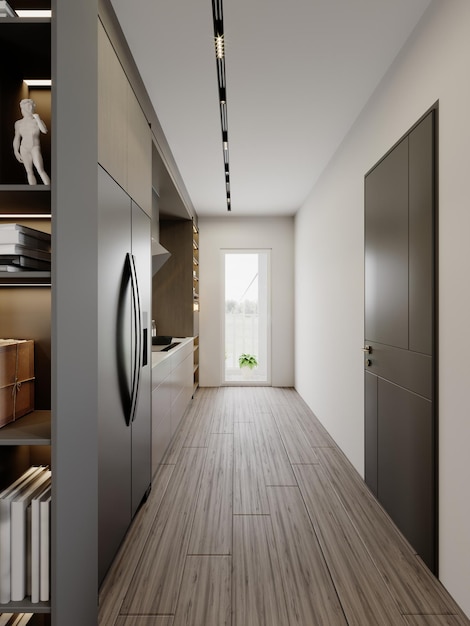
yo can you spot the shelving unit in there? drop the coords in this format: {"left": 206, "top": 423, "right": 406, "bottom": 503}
{"left": 192, "top": 223, "right": 199, "bottom": 394}
{"left": 152, "top": 217, "right": 200, "bottom": 395}
{"left": 0, "top": 12, "right": 52, "bottom": 622}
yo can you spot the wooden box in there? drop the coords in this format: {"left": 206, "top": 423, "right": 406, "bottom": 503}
{"left": 0, "top": 339, "right": 35, "bottom": 428}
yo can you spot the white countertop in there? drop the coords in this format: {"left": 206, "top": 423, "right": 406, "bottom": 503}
{"left": 151, "top": 337, "right": 194, "bottom": 369}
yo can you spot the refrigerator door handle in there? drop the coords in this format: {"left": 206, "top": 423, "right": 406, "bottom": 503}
{"left": 128, "top": 252, "right": 143, "bottom": 423}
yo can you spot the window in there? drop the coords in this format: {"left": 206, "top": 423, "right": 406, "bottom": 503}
{"left": 223, "top": 250, "right": 271, "bottom": 384}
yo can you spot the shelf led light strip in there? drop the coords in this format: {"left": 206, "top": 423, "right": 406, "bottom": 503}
{"left": 24, "top": 79, "right": 52, "bottom": 87}
{"left": 15, "top": 10, "right": 52, "bottom": 17}
{"left": 211, "top": 0, "right": 231, "bottom": 212}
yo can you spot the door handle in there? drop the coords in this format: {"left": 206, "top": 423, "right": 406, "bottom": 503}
{"left": 128, "top": 253, "right": 142, "bottom": 424}
{"left": 362, "top": 345, "right": 371, "bottom": 353}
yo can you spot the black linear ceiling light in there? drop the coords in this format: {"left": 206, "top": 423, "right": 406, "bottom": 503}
{"left": 211, "top": 0, "right": 231, "bottom": 211}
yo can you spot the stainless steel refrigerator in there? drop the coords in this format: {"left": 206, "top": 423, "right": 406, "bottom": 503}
{"left": 97, "top": 165, "right": 152, "bottom": 584}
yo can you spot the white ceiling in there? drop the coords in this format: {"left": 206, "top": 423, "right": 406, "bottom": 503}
{"left": 110, "top": 0, "right": 432, "bottom": 217}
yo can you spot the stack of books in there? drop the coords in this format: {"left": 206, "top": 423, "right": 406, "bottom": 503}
{"left": 0, "top": 224, "right": 51, "bottom": 273}
{"left": 0, "top": 1, "right": 17, "bottom": 17}
{"left": 0, "top": 466, "right": 52, "bottom": 604}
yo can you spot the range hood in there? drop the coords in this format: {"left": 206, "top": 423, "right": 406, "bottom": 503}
{"left": 152, "top": 236, "right": 171, "bottom": 275}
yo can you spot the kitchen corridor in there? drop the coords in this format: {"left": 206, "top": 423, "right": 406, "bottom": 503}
{"left": 98, "top": 387, "right": 469, "bottom": 626}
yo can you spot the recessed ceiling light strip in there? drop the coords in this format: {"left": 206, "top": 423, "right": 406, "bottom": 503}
{"left": 211, "top": 0, "right": 231, "bottom": 211}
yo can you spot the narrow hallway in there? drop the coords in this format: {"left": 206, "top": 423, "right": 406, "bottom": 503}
{"left": 99, "top": 387, "right": 468, "bottom": 625}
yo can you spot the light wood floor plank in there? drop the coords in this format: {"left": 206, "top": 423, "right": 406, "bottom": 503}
{"left": 316, "top": 446, "right": 465, "bottom": 616}
{"left": 271, "top": 404, "right": 319, "bottom": 464}
{"left": 184, "top": 387, "right": 219, "bottom": 447}
{"left": 100, "top": 387, "right": 470, "bottom": 625}
{"left": 210, "top": 388, "right": 234, "bottom": 434}
{"left": 115, "top": 618, "right": 173, "bottom": 626}
{"left": 225, "top": 386, "right": 264, "bottom": 422}
{"left": 294, "top": 463, "right": 407, "bottom": 625}
{"left": 261, "top": 386, "right": 296, "bottom": 407}
{"left": 173, "top": 556, "right": 231, "bottom": 626}
{"left": 98, "top": 464, "right": 175, "bottom": 626}
{"left": 404, "top": 616, "right": 470, "bottom": 626}
{"left": 253, "top": 411, "right": 297, "bottom": 486}
{"left": 232, "top": 515, "right": 289, "bottom": 626}
{"left": 267, "top": 486, "right": 347, "bottom": 625}
{"left": 163, "top": 395, "right": 203, "bottom": 464}
{"left": 121, "top": 447, "right": 206, "bottom": 615}
{"left": 189, "top": 434, "right": 233, "bottom": 555}
{"left": 233, "top": 422, "right": 269, "bottom": 514}
{"left": 284, "top": 392, "right": 336, "bottom": 448}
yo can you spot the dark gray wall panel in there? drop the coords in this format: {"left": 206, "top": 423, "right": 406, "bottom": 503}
{"left": 409, "top": 112, "right": 434, "bottom": 356}
{"left": 52, "top": 1, "right": 99, "bottom": 623}
{"left": 131, "top": 200, "right": 152, "bottom": 517}
{"left": 377, "top": 378, "right": 435, "bottom": 571}
{"left": 365, "top": 138, "right": 409, "bottom": 349}
{"left": 98, "top": 165, "right": 132, "bottom": 585}
{"left": 365, "top": 371, "right": 378, "bottom": 496}
{"left": 366, "top": 342, "right": 432, "bottom": 400}
{"left": 364, "top": 109, "right": 437, "bottom": 574}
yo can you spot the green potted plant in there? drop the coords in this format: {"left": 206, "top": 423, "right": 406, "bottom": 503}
{"left": 238, "top": 353, "right": 258, "bottom": 377}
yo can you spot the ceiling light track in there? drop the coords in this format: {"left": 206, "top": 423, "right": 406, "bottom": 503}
{"left": 211, "top": 0, "right": 231, "bottom": 211}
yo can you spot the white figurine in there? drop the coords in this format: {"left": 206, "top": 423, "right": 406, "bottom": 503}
{"left": 13, "top": 98, "right": 50, "bottom": 185}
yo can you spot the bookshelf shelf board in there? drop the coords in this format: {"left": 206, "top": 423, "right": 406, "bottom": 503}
{"left": 0, "top": 410, "right": 51, "bottom": 445}
{"left": 0, "top": 186, "right": 51, "bottom": 216}
{"left": 0, "top": 272, "right": 51, "bottom": 286}
{"left": 0, "top": 598, "right": 51, "bottom": 613}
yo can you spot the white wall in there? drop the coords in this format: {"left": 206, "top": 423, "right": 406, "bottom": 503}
{"left": 295, "top": 0, "right": 470, "bottom": 615}
{"left": 199, "top": 216, "right": 294, "bottom": 387}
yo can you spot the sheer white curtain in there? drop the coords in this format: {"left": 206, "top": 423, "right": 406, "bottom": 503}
{"left": 223, "top": 250, "right": 270, "bottom": 384}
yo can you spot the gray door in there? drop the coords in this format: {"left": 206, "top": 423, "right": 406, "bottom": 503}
{"left": 364, "top": 111, "right": 437, "bottom": 572}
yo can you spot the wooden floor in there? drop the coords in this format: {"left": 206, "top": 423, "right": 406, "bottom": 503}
{"left": 99, "top": 387, "right": 469, "bottom": 626}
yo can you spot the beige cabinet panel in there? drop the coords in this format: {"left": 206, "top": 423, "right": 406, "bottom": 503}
{"left": 98, "top": 21, "right": 127, "bottom": 188}
{"left": 127, "top": 85, "right": 151, "bottom": 216}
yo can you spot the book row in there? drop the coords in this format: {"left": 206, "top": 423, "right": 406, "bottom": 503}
{"left": 0, "top": 224, "right": 51, "bottom": 273}
{"left": 0, "top": 466, "right": 51, "bottom": 604}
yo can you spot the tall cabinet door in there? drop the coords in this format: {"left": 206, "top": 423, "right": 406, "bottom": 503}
{"left": 131, "top": 200, "right": 152, "bottom": 516}
{"left": 98, "top": 165, "right": 132, "bottom": 584}
{"left": 364, "top": 111, "right": 436, "bottom": 572}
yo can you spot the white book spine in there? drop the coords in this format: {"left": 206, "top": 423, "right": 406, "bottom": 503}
{"left": 0, "top": 498, "right": 11, "bottom": 604}
{"left": 0, "top": 467, "right": 45, "bottom": 604}
{"left": 39, "top": 495, "right": 52, "bottom": 602}
{"left": 30, "top": 498, "right": 41, "bottom": 603}
{"left": 10, "top": 472, "right": 51, "bottom": 601}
